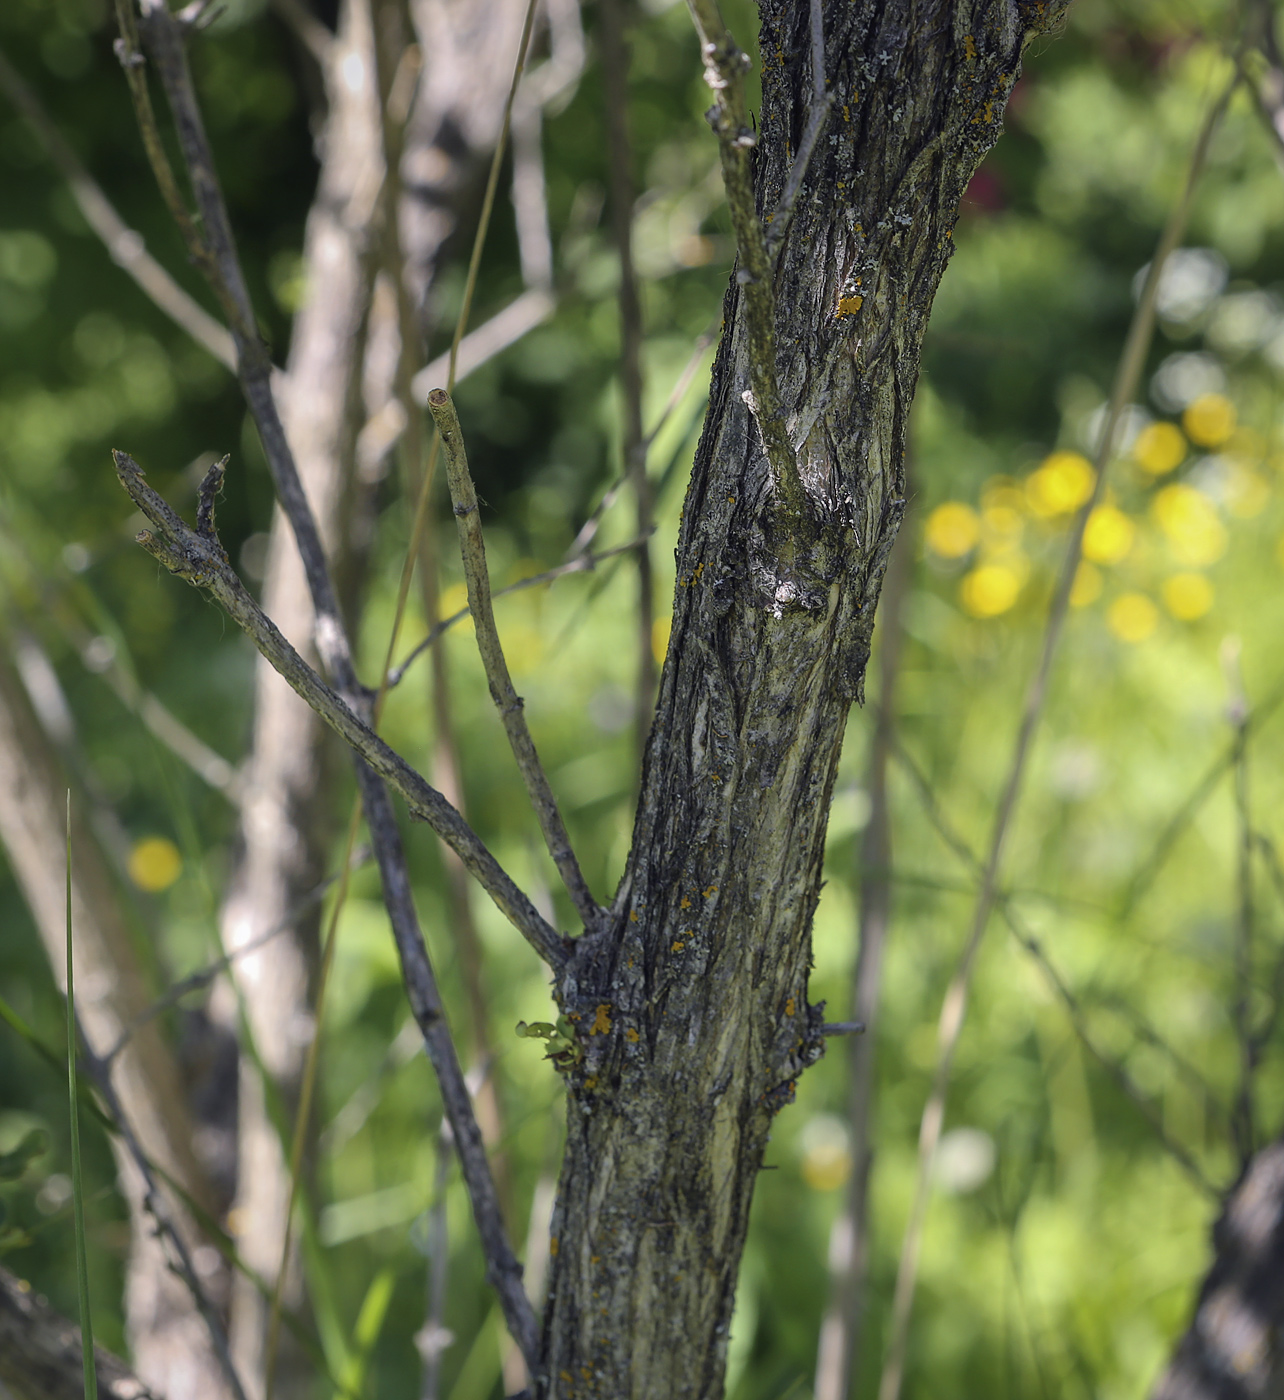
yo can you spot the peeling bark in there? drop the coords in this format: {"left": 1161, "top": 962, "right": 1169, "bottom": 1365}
{"left": 538, "top": 4, "right": 1071, "bottom": 1395}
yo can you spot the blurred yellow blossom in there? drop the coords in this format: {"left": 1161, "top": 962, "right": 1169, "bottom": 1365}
{"left": 1152, "top": 484, "right": 1227, "bottom": 566}
{"left": 1025, "top": 451, "right": 1095, "bottom": 517}
{"left": 1131, "top": 422, "right": 1186, "bottom": 476}
{"left": 1069, "top": 562, "right": 1102, "bottom": 607}
{"left": 1162, "top": 572, "right": 1213, "bottom": 620}
{"left": 1081, "top": 505, "right": 1134, "bottom": 564}
{"left": 128, "top": 837, "right": 182, "bottom": 893}
{"left": 982, "top": 504, "right": 1023, "bottom": 541}
{"left": 960, "top": 563, "right": 1022, "bottom": 617}
{"left": 925, "top": 502, "right": 981, "bottom": 558}
{"left": 1107, "top": 593, "right": 1158, "bottom": 643}
{"left": 1182, "top": 393, "right": 1235, "bottom": 448}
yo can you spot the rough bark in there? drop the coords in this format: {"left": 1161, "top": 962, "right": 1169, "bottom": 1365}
{"left": 0, "top": 1264, "right": 161, "bottom": 1400}
{"left": 538, "top": 4, "right": 1071, "bottom": 1396}
{"left": 1150, "top": 1134, "right": 1284, "bottom": 1400}
{"left": 0, "top": 642, "right": 227, "bottom": 1399}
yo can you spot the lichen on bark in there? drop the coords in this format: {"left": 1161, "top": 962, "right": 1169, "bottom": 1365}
{"left": 537, "top": 4, "right": 1072, "bottom": 1397}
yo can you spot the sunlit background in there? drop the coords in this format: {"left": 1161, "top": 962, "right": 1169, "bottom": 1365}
{"left": 2, "top": 0, "right": 1282, "bottom": 1396}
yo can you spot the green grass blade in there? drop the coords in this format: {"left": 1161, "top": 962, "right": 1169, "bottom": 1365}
{"left": 66, "top": 792, "right": 99, "bottom": 1400}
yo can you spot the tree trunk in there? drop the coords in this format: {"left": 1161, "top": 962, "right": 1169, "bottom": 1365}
{"left": 1150, "top": 1134, "right": 1284, "bottom": 1400}
{"left": 539, "top": 3, "right": 1070, "bottom": 1395}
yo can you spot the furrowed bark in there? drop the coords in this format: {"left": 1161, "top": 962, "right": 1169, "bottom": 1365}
{"left": 537, "top": 4, "right": 1071, "bottom": 1396}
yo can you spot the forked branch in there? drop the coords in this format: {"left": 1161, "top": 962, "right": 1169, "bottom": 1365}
{"left": 111, "top": 450, "right": 568, "bottom": 976}
{"left": 427, "top": 389, "right": 603, "bottom": 931}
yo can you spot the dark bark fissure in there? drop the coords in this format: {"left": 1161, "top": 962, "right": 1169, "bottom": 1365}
{"left": 537, "top": 3, "right": 1070, "bottom": 1396}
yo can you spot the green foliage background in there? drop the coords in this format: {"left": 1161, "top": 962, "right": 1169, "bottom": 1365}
{"left": 2, "top": 0, "right": 1284, "bottom": 1396}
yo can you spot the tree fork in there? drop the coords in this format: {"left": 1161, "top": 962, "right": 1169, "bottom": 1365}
{"left": 539, "top": 3, "right": 1071, "bottom": 1396}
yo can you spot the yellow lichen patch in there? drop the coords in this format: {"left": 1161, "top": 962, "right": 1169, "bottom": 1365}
{"left": 836, "top": 294, "right": 864, "bottom": 317}
{"left": 680, "top": 895, "right": 692, "bottom": 910}
{"left": 964, "top": 35, "right": 977, "bottom": 58}
{"left": 629, "top": 910, "right": 639, "bottom": 922}
{"left": 671, "top": 941, "right": 686, "bottom": 953}
{"left": 625, "top": 1028, "right": 640, "bottom": 1043}
{"left": 785, "top": 997, "right": 796, "bottom": 1016}
{"left": 551, "top": 1237, "right": 560, "bottom": 1257}
{"left": 583, "top": 1076, "right": 598, "bottom": 1090}
{"left": 590, "top": 1004, "right": 612, "bottom": 1035}
{"left": 703, "top": 885, "right": 718, "bottom": 898}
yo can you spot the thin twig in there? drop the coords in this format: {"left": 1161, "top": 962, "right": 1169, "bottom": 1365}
{"left": 78, "top": 1021, "right": 252, "bottom": 1400}
{"left": 599, "top": 0, "right": 656, "bottom": 757}
{"left": 268, "top": 0, "right": 334, "bottom": 66}
{"left": 877, "top": 66, "right": 1240, "bottom": 1400}
{"left": 566, "top": 317, "right": 716, "bottom": 561}
{"left": 888, "top": 744, "right": 1219, "bottom": 1198}
{"left": 427, "top": 390, "right": 601, "bottom": 930}
{"left": 112, "top": 449, "right": 567, "bottom": 975}
{"left": 113, "top": 7, "right": 549, "bottom": 1355}
{"left": 103, "top": 848, "right": 370, "bottom": 1065}
{"left": 1226, "top": 642, "right": 1258, "bottom": 1166}
{"left": 815, "top": 506, "right": 912, "bottom": 1400}
{"left": 0, "top": 44, "right": 236, "bottom": 370}
{"left": 685, "top": 0, "right": 802, "bottom": 515}
{"left": 388, "top": 535, "right": 653, "bottom": 689}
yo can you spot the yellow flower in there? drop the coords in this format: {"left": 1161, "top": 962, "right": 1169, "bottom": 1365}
{"left": 1182, "top": 393, "right": 1236, "bottom": 448}
{"left": 1069, "top": 562, "right": 1102, "bottom": 607}
{"left": 1081, "top": 505, "right": 1134, "bottom": 564}
{"left": 1131, "top": 422, "right": 1186, "bottom": 476}
{"left": 128, "top": 837, "right": 182, "bottom": 893}
{"left": 960, "top": 563, "right": 1021, "bottom": 617}
{"left": 1107, "top": 593, "right": 1158, "bottom": 643}
{"left": 1152, "top": 484, "right": 1227, "bottom": 566}
{"left": 1162, "top": 572, "right": 1213, "bottom": 621}
{"left": 1025, "top": 451, "right": 1095, "bottom": 517}
{"left": 925, "top": 502, "right": 981, "bottom": 558}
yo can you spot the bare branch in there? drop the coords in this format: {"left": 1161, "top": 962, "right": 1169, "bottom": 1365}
{"left": 112, "top": 450, "right": 568, "bottom": 974}
{"left": 268, "top": 0, "right": 335, "bottom": 66}
{"left": 427, "top": 389, "right": 602, "bottom": 930}
{"left": 685, "top": 0, "right": 802, "bottom": 515}
{"left": 103, "top": 849, "right": 371, "bottom": 1066}
{"left": 0, "top": 43, "right": 235, "bottom": 370}
{"left": 78, "top": 1023, "right": 251, "bottom": 1400}
{"left": 387, "top": 534, "right": 654, "bottom": 690}
{"left": 0, "top": 1262, "right": 163, "bottom": 1400}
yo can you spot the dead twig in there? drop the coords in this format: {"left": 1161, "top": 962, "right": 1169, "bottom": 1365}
{"left": 112, "top": 450, "right": 567, "bottom": 976}
{"left": 426, "top": 389, "right": 601, "bottom": 930}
